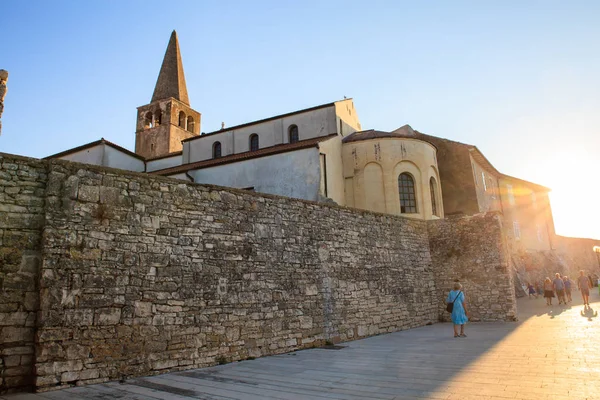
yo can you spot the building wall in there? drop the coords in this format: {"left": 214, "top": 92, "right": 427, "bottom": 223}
{"left": 103, "top": 147, "right": 145, "bottom": 173}
{"left": 498, "top": 177, "right": 553, "bottom": 252}
{"left": 146, "top": 154, "right": 183, "bottom": 172}
{"left": 316, "top": 136, "right": 345, "bottom": 204}
{"left": 342, "top": 138, "right": 442, "bottom": 219}
{"left": 554, "top": 236, "right": 600, "bottom": 279}
{"left": 334, "top": 99, "right": 361, "bottom": 137}
{"left": 418, "top": 135, "right": 480, "bottom": 216}
{"left": 469, "top": 155, "right": 501, "bottom": 213}
{"left": 428, "top": 213, "right": 517, "bottom": 322}
{"left": 183, "top": 106, "right": 337, "bottom": 164}
{"left": 55, "top": 145, "right": 144, "bottom": 173}
{"left": 56, "top": 144, "right": 104, "bottom": 165}
{"left": 0, "top": 154, "right": 46, "bottom": 392}
{"left": 185, "top": 148, "right": 322, "bottom": 201}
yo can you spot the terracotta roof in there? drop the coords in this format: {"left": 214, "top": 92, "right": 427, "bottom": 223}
{"left": 153, "top": 134, "right": 338, "bottom": 176}
{"left": 342, "top": 125, "right": 433, "bottom": 147}
{"left": 44, "top": 138, "right": 145, "bottom": 161}
{"left": 181, "top": 100, "right": 350, "bottom": 143}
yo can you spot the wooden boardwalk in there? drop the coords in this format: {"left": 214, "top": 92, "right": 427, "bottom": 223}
{"left": 4, "top": 291, "right": 600, "bottom": 399}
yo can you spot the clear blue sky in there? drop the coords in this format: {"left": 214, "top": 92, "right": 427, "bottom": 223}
{"left": 2, "top": 1, "right": 599, "bottom": 239}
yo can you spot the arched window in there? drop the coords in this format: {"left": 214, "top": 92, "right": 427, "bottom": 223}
{"left": 178, "top": 111, "right": 186, "bottom": 128}
{"left": 249, "top": 134, "right": 259, "bottom": 151}
{"left": 430, "top": 177, "right": 438, "bottom": 217}
{"left": 154, "top": 111, "right": 162, "bottom": 126}
{"left": 398, "top": 173, "right": 417, "bottom": 213}
{"left": 213, "top": 142, "right": 222, "bottom": 159}
{"left": 144, "top": 112, "right": 153, "bottom": 129}
{"left": 187, "top": 116, "right": 195, "bottom": 132}
{"left": 288, "top": 125, "right": 299, "bottom": 143}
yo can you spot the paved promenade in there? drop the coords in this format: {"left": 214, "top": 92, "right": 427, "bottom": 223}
{"left": 4, "top": 291, "right": 599, "bottom": 400}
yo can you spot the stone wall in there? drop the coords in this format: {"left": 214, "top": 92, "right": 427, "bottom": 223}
{"left": 418, "top": 133, "right": 480, "bottom": 216}
{"left": 0, "top": 152, "right": 520, "bottom": 393}
{"left": 34, "top": 158, "right": 438, "bottom": 390}
{"left": 555, "top": 236, "right": 600, "bottom": 279}
{"left": 428, "top": 213, "right": 517, "bottom": 322}
{"left": 0, "top": 155, "right": 46, "bottom": 392}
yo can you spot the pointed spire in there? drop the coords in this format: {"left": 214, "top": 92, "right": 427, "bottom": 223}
{"left": 151, "top": 30, "right": 190, "bottom": 105}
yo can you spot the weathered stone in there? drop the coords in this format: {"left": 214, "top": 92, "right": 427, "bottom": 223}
{"left": 94, "top": 308, "right": 122, "bottom": 325}
{"left": 78, "top": 185, "right": 99, "bottom": 203}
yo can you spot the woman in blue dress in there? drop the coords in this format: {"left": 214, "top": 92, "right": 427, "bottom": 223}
{"left": 446, "top": 282, "right": 469, "bottom": 338}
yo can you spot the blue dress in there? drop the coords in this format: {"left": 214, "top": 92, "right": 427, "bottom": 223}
{"left": 446, "top": 290, "right": 468, "bottom": 325}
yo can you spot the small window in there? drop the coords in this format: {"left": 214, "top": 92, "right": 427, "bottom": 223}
{"left": 144, "top": 112, "right": 153, "bottom": 129}
{"left": 398, "top": 173, "right": 417, "bottom": 214}
{"left": 213, "top": 142, "right": 222, "bottom": 159}
{"left": 339, "top": 119, "right": 343, "bottom": 136}
{"left": 482, "top": 172, "right": 487, "bottom": 191}
{"left": 187, "top": 116, "right": 195, "bottom": 132}
{"left": 430, "top": 177, "right": 438, "bottom": 217}
{"left": 288, "top": 125, "right": 299, "bottom": 143}
{"left": 249, "top": 134, "right": 259, "bottom": 151}
{"left": 178, "top": 111, "right": 186, "bottom": 128}
{"left": 507, "top": 184, "right": 515, "bottom": 205}
{"left": 513, "top": 220, "right": 521, "bottom": 239}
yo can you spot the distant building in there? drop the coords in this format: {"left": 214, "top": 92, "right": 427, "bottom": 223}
{"left": 45, "top": 30, "right": 556, "bottom": 253}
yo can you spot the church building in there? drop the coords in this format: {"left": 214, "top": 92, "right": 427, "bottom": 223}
{"left": 46, "top": 31, "right": 555, "bottom": 254}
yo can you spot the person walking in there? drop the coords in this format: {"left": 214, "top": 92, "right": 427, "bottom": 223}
{"left": 543, "top": 277, "right": 554, "bottom": 306}
{"left": 578, "top": 270, "right": 591, "bottom": 306}
{"left": 563, "top": 276, "right": 573, "bottom": 303}
{"left": 446, "top": 282, "right": 469, "bottom": 338}
{"left": 527, "top": 283, "right": 538, "bottom": 299}
{"left": 553, "top": 273, "right": 566, "bottom": 305}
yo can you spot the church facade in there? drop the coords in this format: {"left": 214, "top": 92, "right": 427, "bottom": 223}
{"left": 46, "top": 30, "right": 557, "bottom": 255}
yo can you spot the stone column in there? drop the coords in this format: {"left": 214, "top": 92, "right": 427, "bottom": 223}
{"left": 0, "top": 70, "right": 8, "bottom": 135}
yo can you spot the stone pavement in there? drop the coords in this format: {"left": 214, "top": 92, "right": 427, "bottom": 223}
{"left": 4, "top": 291, "right": 600, "bottom": 400}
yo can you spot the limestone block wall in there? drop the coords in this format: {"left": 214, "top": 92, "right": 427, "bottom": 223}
{"left": 34, "top": 159, "right": 438, "bottom": 390}
{"left": 428, "top": 213, "right": 517, "bottom": 322}
{"left": 0, "top": 155, "right": 46, "bottom": 392}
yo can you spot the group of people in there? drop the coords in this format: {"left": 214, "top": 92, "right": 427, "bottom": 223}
{"left": 446, "top": 270, "right": 596, "bottom": 338}
{"left": 528, "top": 270, "right": 594, "bottom": 307}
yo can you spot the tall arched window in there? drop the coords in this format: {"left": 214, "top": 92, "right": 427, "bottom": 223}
{"left": 430, "top": 177, "right": 438, "bottom": 217}
{"left": 187, "top": 116, "right": 195, "bottom": 132}
{"left": 398, "top": 173, "right": 417, "bottom": 213}
{"left": 144, "top": 112, "right": 153, "bottom": 129}
{"left": 249, "top": 134, "right": 259, "bottom": 151}
{"left": 288, "top": 125, "right": 299, "bottom": 143}
{"left": 213, "top": 142, "right": 222, "bottom": 159}
{"left": 154, "top": 111, "right": 162, "bottom": 126}
{"left": 178, "top": 111, "right": 186, "bottom": 128}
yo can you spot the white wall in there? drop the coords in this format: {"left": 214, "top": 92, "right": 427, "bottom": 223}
{"left": 146, "top": 154, "right": 183, "bottom": 172}
{"left": 57, "top": 144, "right": 104, "bottom": 165}
{"left": 103, "top": 146, "right": 145, "bottom": 172}
{"left": 183, "top": 106, "right": 337, "bottom": 164}
{"left": 317, "top": 136, "right": 345, "bottom": 205}
{"left": 182, "top": 148, "right": 322, "bottom": 201}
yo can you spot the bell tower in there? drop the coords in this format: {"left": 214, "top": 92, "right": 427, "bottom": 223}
{"left": 135, "top": 30, "right": 201, "bottom": 159}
